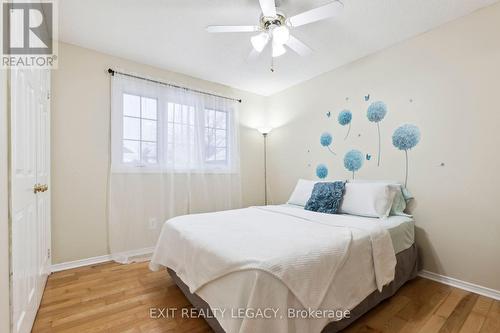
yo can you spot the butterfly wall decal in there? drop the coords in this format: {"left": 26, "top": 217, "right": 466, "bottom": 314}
{"left": 364, "top": 94, "right": 370, "bottom": 101}
{"left": 366, "top": 154, "right": 372, "bottom": 161}
{"left": 326, "top": 111, "right": 331, "bottom": 118}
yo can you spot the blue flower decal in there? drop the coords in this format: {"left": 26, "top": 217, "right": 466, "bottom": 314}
{"left": 392, "top": 124, "right": 421, "bottom": 150}
{"left": 344, "top": 150, "right": 364, "bottom": 179}
{"left": 338, "top": 110, "right": 352, "bottom": 140}
{"left": 320, "top": 132, "right": 333, "bottom": 146}
{"left": 320, "top": 132, "right": 336, "bottom": 155}
{"left": 338, "top": 110, "right": 352, "bottom": 126}
{"left": 367, "top": 101, "right": 387, "bottom": 122}
{"left": 316, "top": 164, "right": 328, "bottom": 179}
{"left": 367, "top": 101, "right": 388, "bottom": 166}
{"left": 392, "top": 124, "right": 421, "bottom": 187}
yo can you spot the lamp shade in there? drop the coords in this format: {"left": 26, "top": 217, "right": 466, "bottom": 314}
{"left": 272, "top": 26, "right": 290, "bottom": 45}
{"left": 272, "top": 42, "right": 286, "bottom": 58}
{"left": 257, "top": 127, "right": 273, "bottom": 135}
{"left": 251, "top": 32, "right": 270, "bottom": 53}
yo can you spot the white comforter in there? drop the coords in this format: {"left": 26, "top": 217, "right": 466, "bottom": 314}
{"left": 150, "top": 206, "right": 396, "bottom": 333}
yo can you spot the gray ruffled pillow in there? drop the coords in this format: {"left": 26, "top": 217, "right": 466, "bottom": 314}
{"left": 304, "top": 181, "right": 346, "bottom": 214}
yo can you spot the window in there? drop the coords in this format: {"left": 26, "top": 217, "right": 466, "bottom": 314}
{"left": 111, "top": 78, "right": 237, "bottom": 173}
{"left": 166, "top": 102, "right": 196, "bottom": 166}
{"left": 122, "top": 94, "right": 158, "bottom": 165}
{"left": 204, "top": 109, "right": 228, "bottom": 163}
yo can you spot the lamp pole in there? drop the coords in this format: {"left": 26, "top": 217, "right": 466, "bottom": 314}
{"left": 257, "top": 127, "right": 273, "bottom": 205}
{"left": 263, "top": 132, "right": 268, "bottom": 205}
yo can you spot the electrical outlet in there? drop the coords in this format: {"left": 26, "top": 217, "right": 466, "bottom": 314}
{"left": 149, "top": 218, "right": 158, "bottom": 230}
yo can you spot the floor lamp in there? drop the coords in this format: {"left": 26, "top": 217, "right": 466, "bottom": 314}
{"left": 257, "top": 127, "right": 273, "bottom": 205}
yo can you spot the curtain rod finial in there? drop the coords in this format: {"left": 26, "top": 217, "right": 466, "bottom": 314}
{"left": 108, "top": 68, "right": 115, "bottom": 75}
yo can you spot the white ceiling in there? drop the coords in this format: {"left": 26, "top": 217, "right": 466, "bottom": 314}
{"left": 59, "top": 0, "right": 498, "bottom": 96}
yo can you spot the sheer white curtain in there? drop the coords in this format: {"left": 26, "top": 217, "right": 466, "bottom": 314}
{"left": 108, "top": 73, "right": 241, "bottom": 263}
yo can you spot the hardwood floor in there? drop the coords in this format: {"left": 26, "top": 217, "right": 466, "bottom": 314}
{"left": 32, "top": 262, "right": 500, "bottom": 333}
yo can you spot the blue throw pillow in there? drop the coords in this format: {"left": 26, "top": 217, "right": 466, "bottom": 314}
{"left": 304, "top": 181, "right": 346, "bottom": 214}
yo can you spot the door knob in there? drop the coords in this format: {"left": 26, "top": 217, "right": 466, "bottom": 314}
{"left": 33, "top": 184, "right": 48, "bottom": 193}
{"left": 33, "top": 184, "right": 43, "bottom": 193}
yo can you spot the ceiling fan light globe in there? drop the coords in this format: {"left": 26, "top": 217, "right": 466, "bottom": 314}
{"left": 251, "top": 32, "right": 270, "bottom": 53}
{"left": 272, "top": 25, "right": 290, "bottom": 45}
{"left": 272, "top": 42, "right": 286, "bottom": 58}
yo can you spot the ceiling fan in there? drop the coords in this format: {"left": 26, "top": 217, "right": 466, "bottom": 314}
{"left": 206, "top": 0, "right": 344, "bottom": 59}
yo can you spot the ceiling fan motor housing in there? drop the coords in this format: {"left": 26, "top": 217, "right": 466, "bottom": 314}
{"left": 260, "top": 13, "right": 287, "bottom": 31}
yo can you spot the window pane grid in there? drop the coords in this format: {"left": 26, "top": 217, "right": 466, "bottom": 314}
{"left": 166, "top": 102, "right": 197, "bottom": 167}
{"left": 122, "top": 93, "right": 158, "bottom": 164}
{"left": 204, "top": 109, "right": 228, "bottom": 164}
{"left": 121, "top": 97, "right": 232, "bottom": 170}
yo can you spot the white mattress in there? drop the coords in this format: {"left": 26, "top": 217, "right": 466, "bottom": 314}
{"left": 283, "top": 204, "right": 414, "bottom": 254}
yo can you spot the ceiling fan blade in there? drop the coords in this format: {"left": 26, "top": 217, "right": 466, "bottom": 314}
{"left": 288, "top": 1, "right": 344, "bottom": 27}
{"left": 206, "top": 25, "right": 260, "bottom": 33}
{"left": 259, "top": 0, "right": 277, "bottom": 17}
{"left": 285, "top": 35, "right": 313, "bottom": 56}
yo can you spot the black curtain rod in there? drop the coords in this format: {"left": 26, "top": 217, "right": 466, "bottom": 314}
{"left": 107, "top": 68, "right": 242, "bottom": 103}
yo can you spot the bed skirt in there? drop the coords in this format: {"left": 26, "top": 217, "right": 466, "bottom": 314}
{"left": 167, "top": 243, "right": 418, "bottom": 333}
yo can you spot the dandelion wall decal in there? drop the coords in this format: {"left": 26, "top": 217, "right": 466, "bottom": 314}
{"left": 338, "top": 110, "right": 352, "bottom": 140}
{"left": 367, "top": 101, "right": 387, "bottom": 167}
{"left": 320, "top": 132, "right": 336, "bottom": 155}
{"left": 392, "top": 124, "right": 421, "bottom": 187}
{"left": 316, "top": 164, "right": 328, "bottom": 179}
{"left": 344, "top": 149, "right": 364, "bottom": 179}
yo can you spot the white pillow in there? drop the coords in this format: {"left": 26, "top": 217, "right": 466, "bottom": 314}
{"left": 287, "top": 179, "right": 317, "bottom": 207}
{"left": 348, "top": 179, "right": 408, "bottom": 216}
{"left": 339, "top": 183, "right": 398, "bottom": 218}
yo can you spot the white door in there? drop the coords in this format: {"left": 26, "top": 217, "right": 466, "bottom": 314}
{"left": 10, "top": 68, "right": 51, "bottom": 333}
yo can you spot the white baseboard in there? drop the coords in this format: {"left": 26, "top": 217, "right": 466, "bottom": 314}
{"left": 419, "top": 270, "right": 500, "bottom": 301}
{"left": 51, "top": 254, "right": 112, "bottom": 272}
{"left": 51, "top": 247, "right": 155, "bottom": 273}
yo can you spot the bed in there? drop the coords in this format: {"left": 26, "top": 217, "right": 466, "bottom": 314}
{"left": 150, "top": 204, "right": 417, "bottom": 333}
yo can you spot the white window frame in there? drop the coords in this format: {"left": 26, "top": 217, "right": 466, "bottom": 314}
{"left": 203, "top": 108, "right": 230, "bottom": 166}
{"left": 121, "top": 92, "right": 160, "bottom": 166}
{"left": 111, "top": 79, "right": 237, "bottom": 174}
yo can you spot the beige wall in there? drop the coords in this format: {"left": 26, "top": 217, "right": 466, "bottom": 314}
{"left": 51, "top": 42, "right": 267, "bottom": 264}
{"left": 0, "top": 69, "right": 10, "bottom": 333}
{"left": 265, "top": 3, "right": 500, "bottom": 290}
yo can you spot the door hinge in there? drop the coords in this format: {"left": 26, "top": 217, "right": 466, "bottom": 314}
{"left": 47, "top": 91, "right": 51, "bottom": 100}
{"left": 47, "top": 249, "right": 51, "bottom": 259}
